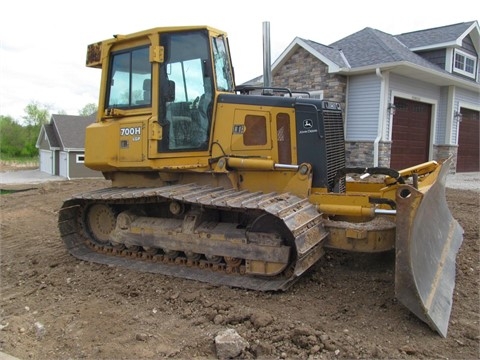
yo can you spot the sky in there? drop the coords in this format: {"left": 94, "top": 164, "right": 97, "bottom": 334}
{"left": 1, "top": 0, "right": 478, "bottom": 122}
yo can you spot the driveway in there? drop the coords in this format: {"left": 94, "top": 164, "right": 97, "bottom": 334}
{"left": 0, "top": 168, "right": 66, "bottom": 186}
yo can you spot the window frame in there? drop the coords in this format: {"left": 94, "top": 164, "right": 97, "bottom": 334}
{"left": 453, "top": 49, "right": 477, "bottom": 79}
{"left": 105, "top": 45, "right": 152, "bottom": 109}
{"left": 76, "top": 154, "right": 85, "bottom": 163}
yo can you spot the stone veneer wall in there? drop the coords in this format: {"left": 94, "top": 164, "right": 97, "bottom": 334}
{"left": 345, "top": 141, "right": 391, "bottom": 168}
{"left": 272, "top": 48, "right": 347, "bottom": 105}
{"left": 345, "top": 143, "right": 458, "bottom": 172}
{"left": 434, "top": 145, "right": 458, "bottom": 173}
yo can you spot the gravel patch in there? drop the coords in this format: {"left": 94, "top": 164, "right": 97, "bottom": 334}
{"left": 446, "top": 172, "right": 479, "bottom": 192}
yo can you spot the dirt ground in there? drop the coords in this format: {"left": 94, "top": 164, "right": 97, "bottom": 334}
{"left": 0, "top": 169, "right": 479, "bottom": 359}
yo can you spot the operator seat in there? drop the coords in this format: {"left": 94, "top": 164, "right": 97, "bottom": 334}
{"left": 163, "top": 80, "right": 193, "bottom": 149}
{"left": 192, "top": 93, "right": 210, "bottom": 147}
{"left": 142, "top": 79, "right": 151, "bottom": 104}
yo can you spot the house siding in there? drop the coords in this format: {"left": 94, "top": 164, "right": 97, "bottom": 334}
{"left": 345, "top": 74, "right": 381, "bottom": 141}
{"left": 389, "top": 73, "right": 442, "bottom": 103}
{"left": 68, "top": 151, "right": 102, "bottom": 179}
{"left": 435, "top": 86, "right": 460, "bottom": 173}
{"left": 342, "top": 74, "right": 385, "bottom": 167}
{"left": 38, "top": 133, "right": 49, "bottom": 149}
{"left": 462, "top": 35, "right": 477, "bottom": 56}
{"left": 455, "top": 87, "right": 480, "bottom": 110}
{"left": 416, "top": 49, "right": 446, "bottom": 69}
{"left": 436, "top": 87, "right": 449, "bottom": 144}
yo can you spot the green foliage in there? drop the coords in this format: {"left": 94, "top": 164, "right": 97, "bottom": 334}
{"left": 0, "top": 116, "right": 28, "bottom": 157}
{"left": 1, "top": 101, "right": 96, "bottom": 159}
{"left": 0, "top": 102, "right": 52, "bottom": 158}
{"left": 21, "top": 102, "right": 51, "bottom": 157}
{"left": 23, "top": 101, "right": 50, "bottom": 127}
{"left": 79, "top": 103, "right": 98, "bottom": 116}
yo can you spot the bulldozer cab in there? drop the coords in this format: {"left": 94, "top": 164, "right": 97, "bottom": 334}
{"left": 161, "top": 62, "right": 212, "bottom": 150}
{"left": 94, "top": 27, "right": 235, "bottom": 157}
{"left": 157, "top": 30, "right": 232, "bottom": 152}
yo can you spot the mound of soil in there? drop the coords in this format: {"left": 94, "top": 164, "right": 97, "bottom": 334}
{"left": 0, "top": 179, "right": 478, "bottom": 359}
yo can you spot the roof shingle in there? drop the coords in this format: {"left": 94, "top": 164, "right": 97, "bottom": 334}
{"left": 44, "top": 123, "right": 60, "bottom": 148}
{"left": 328, "top": 27, "right": 446, "bottom": 72}
{"left": 396, "top": 21, "right": 476, "bottom": 48}
{"left": 52, "top": 114, "right": 96, "bottom": 150}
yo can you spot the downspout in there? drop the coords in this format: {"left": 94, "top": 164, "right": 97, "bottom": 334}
{"left": 374, "top": 68, "right": 387, "bottom": 167}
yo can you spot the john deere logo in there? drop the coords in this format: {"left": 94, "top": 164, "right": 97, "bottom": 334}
{"left": 303, "top": 119, "right": 313, "bottom": 129}
{"left": 299, "top": 119, "right": 318, "bottom": 135}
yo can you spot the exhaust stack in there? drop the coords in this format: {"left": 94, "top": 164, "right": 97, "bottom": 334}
{"left": 263, "top": 21, "right": 272, "bottom": 88}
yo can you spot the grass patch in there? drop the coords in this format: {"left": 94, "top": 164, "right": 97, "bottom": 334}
{"left": 1, "top": 189, "right": 17, "bottom": 195}
{"left": 0, "top": 188, "right": 33, "bottom": 195}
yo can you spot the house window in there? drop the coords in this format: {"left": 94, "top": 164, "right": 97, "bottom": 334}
{"left": 76, "top": 154, "right": 85, "bottom": 163}
{"left": 292, "top": 90, "right": 324, "bottom": 99}
{"left": 453, "top": 49, "right": 477, "bottom": 79}
{"left": 310, "top": 90, "right": 324, "bottom": 100}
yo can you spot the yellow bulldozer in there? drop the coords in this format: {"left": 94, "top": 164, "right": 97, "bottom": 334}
{"left": 58, "top": 25, "right": 463, "bottom": 337}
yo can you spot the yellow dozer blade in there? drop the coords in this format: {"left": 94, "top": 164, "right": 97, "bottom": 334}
{"left": 395, "top": 156, "right": 463, "bottom": 337}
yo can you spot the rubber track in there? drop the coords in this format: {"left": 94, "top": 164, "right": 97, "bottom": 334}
{"left": 58, "top": 183, "right": 328, "bottom": 291}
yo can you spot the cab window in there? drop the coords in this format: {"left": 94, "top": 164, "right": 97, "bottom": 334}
{"left": 106, "top": 47, "right": 151, "bottom": 108}
{"left": 159, "top": 30, "right": 213, "bottom": 151}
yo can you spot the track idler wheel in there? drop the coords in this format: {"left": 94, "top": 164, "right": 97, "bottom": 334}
{"left": 85, "top": 204, "right": 117, "bottom": 245}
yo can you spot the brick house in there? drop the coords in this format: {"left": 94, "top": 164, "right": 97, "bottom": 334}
{"left": 245, "top": 21, "right": 479, "bottom": 172}
{"left": 36, "top": 114, "right": 103, "bottom": 179}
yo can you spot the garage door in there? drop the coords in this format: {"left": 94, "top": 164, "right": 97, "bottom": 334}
{"left": 60, "top": 152, "right": 68, "bottom": 178}
{"left": 390, "top": 98, "right": 431, "bottom": 170}
{"left": 39, "top": 150, "right": 53, "bottom": 174}
{"left": 457, "top": 108, "right": 479, "bottom": 172}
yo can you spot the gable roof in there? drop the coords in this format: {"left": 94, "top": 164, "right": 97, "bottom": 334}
{"left": 396, "top": 21, "right": 479, "bottom": 51}
{"left": 255, "top": 20, "right": 480, "bottom": 92}
{"left": 35, "top": 122, "right": 61, "bottom": 150}
{"left": 44, "top": 123, "right": 60, "bottom": 148}
{"left": 329, "top": 27, "right": 447, "bottom": 71}
{"left": 272, "top": 37, "right": 349, "bottom": 74}
{"left": 52, "top": 114, "right": 96, "bottom": 151}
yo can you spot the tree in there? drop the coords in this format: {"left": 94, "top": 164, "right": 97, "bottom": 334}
{"left": 1, "top": 101, "right": 100, "bottom": 159}
{"left": 21, "top": 102, "right": 51, "bottom": 157}
{"left": 23, "top": 101, "right": 50, "bottom": 127}
{"left": 0, "top": 116, "right": 27, "bottom": 157}
{"left": 79, "top": 103, "right": 98, "bottom": 116}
